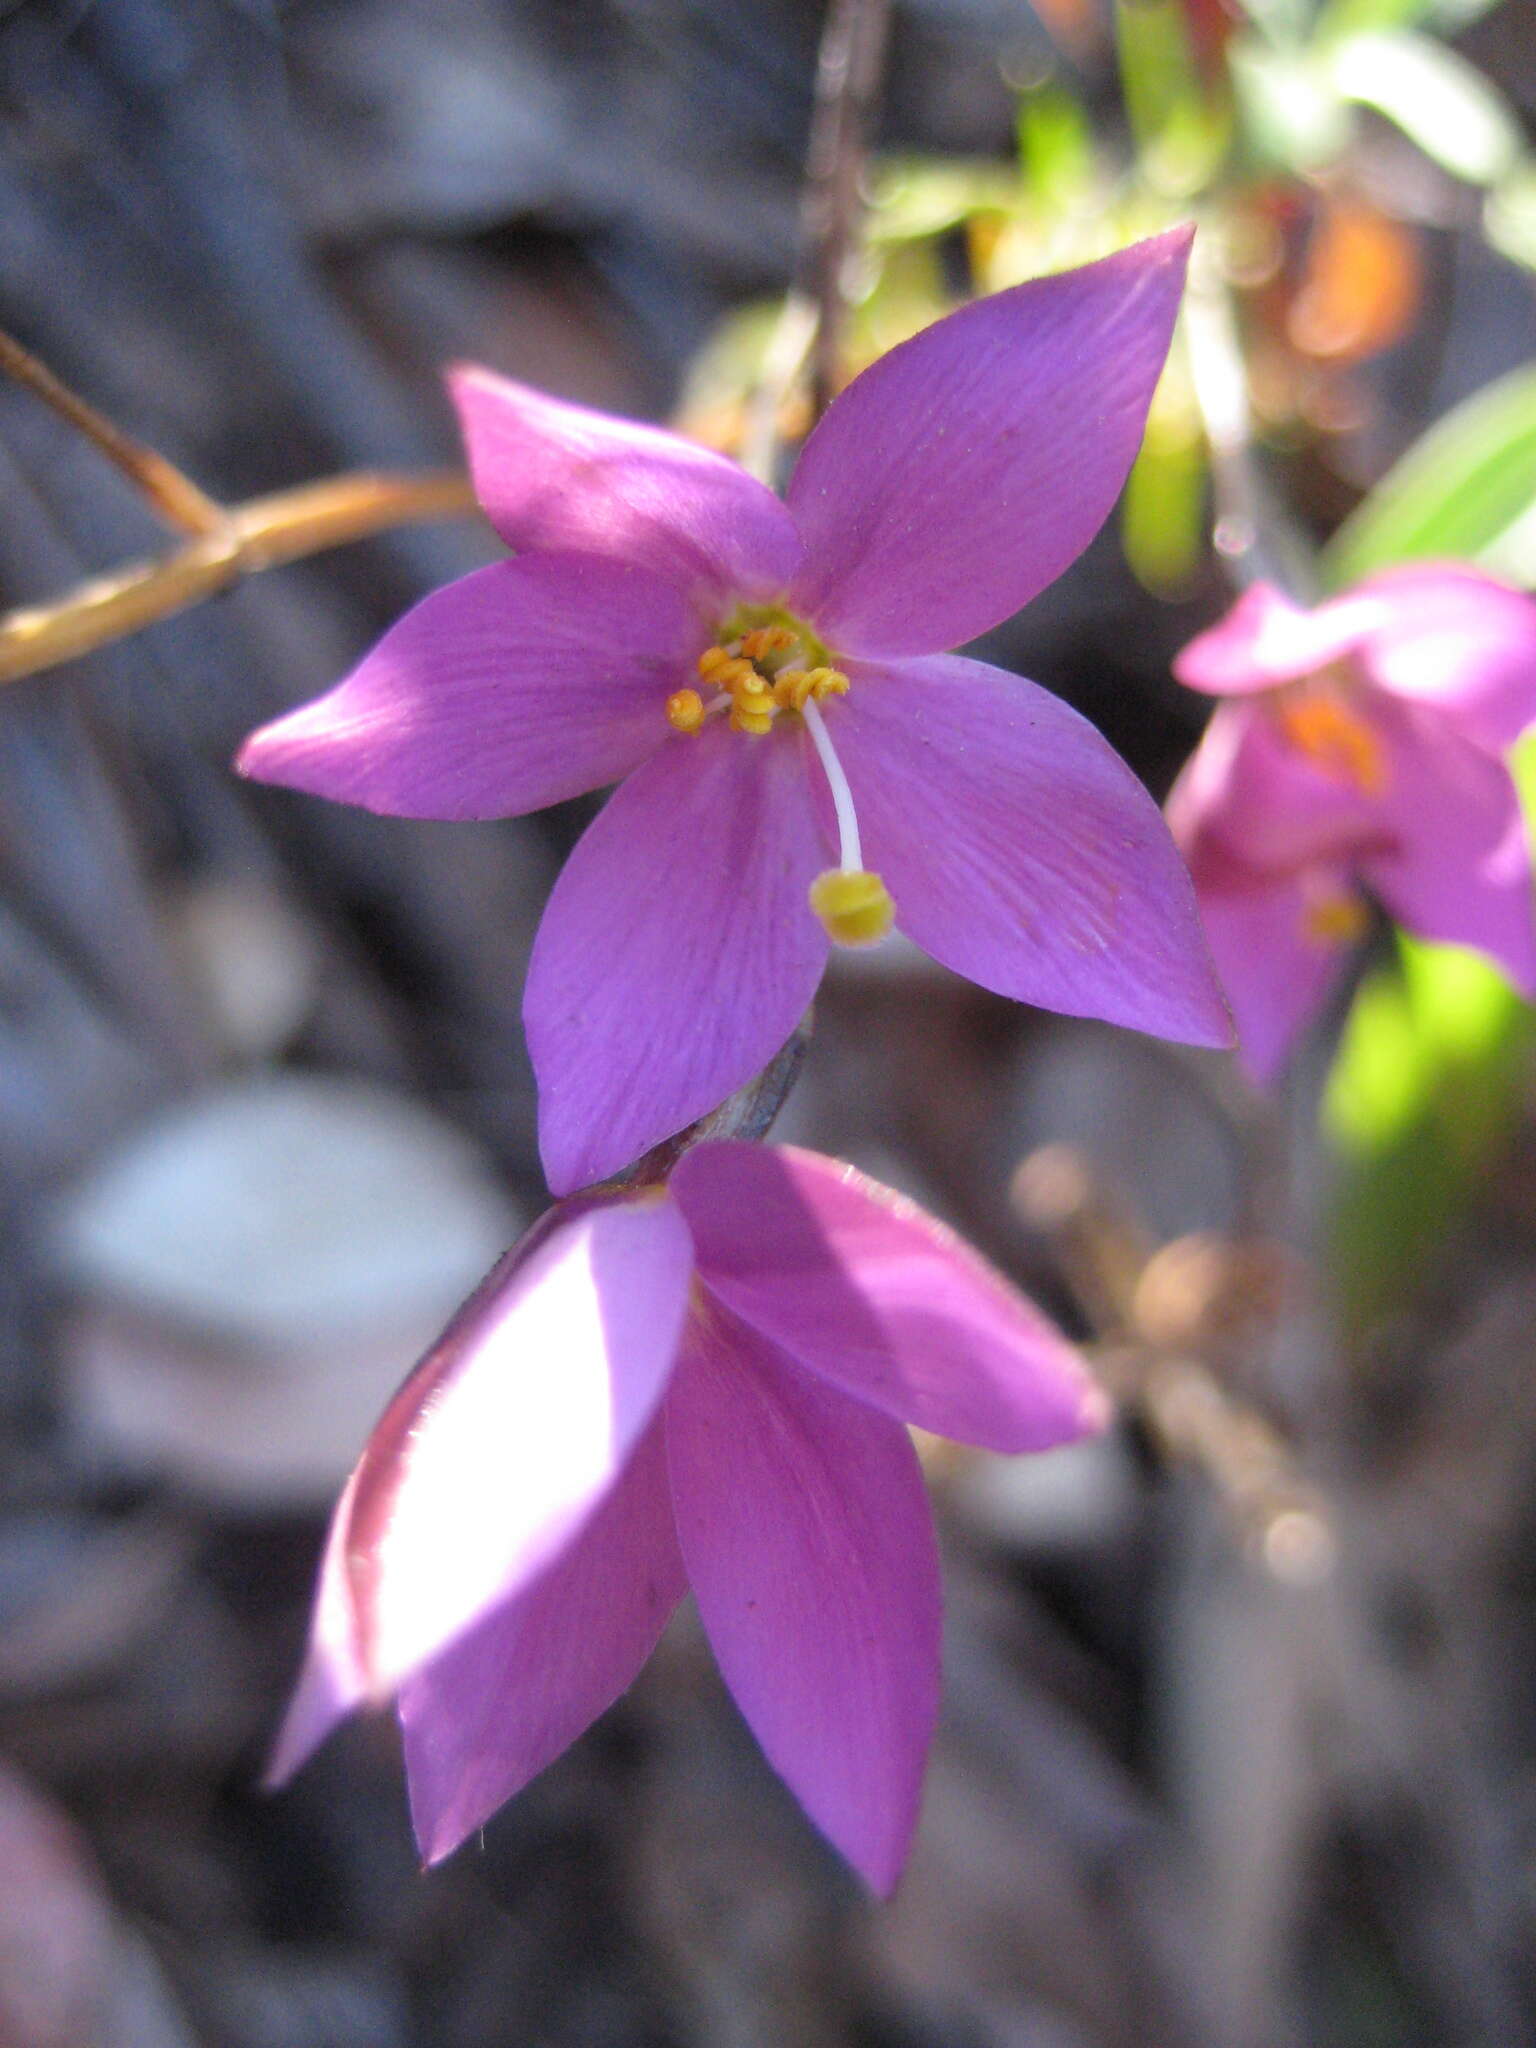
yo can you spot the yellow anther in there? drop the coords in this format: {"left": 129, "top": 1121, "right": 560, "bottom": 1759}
{"left": 775, "top": 665, "right": 849, "bottom": 711}
{"left": 805, "top": 666, "right": 849, "bottom": 699}
{"left": 1277, "top": 693, "right": 1386, "bottom": 796}
{"left": 666, "top": 688, "right": 706, "bottom": 734}
{"left": 809, "top": 868, "right": 895, "bottom": 947}
{"left": 690, "top": 614, "right": 850, "bottom": 738}
{"left": 1303, "top": 891, "right": 1369, "bottom": 947}
{"left": 739, "top": 625, "right": 796, "bottom": 661}
{"left": 730, "top": 700, "right": 776, "bottom": 736}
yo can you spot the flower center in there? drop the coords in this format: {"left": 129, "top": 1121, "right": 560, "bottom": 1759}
{"left": 665, "top": 604, "right": 894, "bottom": 950}
{"left": 1273, "top": 667, "right": 1386, "bottom": 797}
{"left": 1301, "top": 885, "right": 1369, "bottom": 948}
{"left": 666, "top": 606, "right": 849, "bottom": 738}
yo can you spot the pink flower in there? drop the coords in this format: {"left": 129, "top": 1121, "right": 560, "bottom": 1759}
{"left": 238, "top": 230, "right": 1230, "bottom": 1194}
{"left": 266, "top": 1141, "right": 1105, "bottom": 1892}
{"left": 1168, "top": 566, "right": 1536, "bottom": 1079}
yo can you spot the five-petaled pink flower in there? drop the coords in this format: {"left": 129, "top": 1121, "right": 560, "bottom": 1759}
{"left": 1167, "top": 565, "right": 1536, "bottom": 1080}
{"left": 267, "top": 1141, "right": 1105, "bottom": 1892}
{"left": 238, "top": 229, "right": 1230, "bottom": 1195}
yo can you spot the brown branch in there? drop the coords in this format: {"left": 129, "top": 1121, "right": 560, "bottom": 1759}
{"left": 0, "top": 326, "right": 228, "bottom": 538}
{"left": 0, "top": 469, "right": 477, "bottom": 686}
{"left": 1014, "top": 1144, "right": 1332, "bottom": 1579}
{"left": 801, "top": 0, "right": 893, "bottom": 422}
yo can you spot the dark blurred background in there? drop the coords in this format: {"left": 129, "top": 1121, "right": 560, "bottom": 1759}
{"left": 3, "top": 2, "right": 1536, "bottom": 2044}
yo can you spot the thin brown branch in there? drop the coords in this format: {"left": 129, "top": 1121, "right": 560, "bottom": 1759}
{"left": 1014, "top": 1143, "right": 1333, "bottom": 1578}
{"left": 801, "top": 0, "right": 893, "bottom": 422}
{"left": 0, "top": 325, "right": 229, "bottom": 538}
{"left": 0, "top": 469, "right": 477, "bottom": 685}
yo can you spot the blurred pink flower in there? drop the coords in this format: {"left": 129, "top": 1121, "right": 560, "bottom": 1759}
{"left": 267, "top": 1140, "right": 1104, "bottom": 1892}
{"left": 238, "top": 229, "right": 1229, "bottom": 1194}
{"left": 1168, "top": 566, "right": 1536, "bottom": 1079}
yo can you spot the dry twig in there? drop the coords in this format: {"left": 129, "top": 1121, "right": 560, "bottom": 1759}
{"left": 0, "top": 323, "right": 476, "bottom": 686}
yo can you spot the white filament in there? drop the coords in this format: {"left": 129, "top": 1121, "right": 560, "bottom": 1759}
{"left": 801, "top": 696, "right": 862, "bottom": 872}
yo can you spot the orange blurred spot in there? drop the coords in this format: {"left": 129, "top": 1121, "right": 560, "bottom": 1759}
{"left": 1277, "top": 689, "right": 1387, "bottom": 796}
{"left": 1287, "top": 197, "right": 1421, "bottom": 365}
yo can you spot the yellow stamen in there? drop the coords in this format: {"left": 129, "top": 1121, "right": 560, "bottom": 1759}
{"left": 1277, "top": 694, "right": 1386, "bottom": 796}
{"left": 682, "top": 612, "right": 848, "bottom": 742}
{"left": 729, "top": 699, "right": 776, "bottom": 735}
{"left": 1303, "top": 891, "right": 1369, "bottom": 947}
{"left": 809, "top": 867, "right": 895, "bottom": 947}
{"left": 774, "top": 665, "right": 850, "bottom": 711}
{"left": 738, "top": 625, "right": 796, "bottom": 661}
{"left": 666, "top": 687, "right": 705, "bottom": 734}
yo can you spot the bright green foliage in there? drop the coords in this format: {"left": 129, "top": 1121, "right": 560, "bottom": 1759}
{"left": 1324, "top": 739, "right": 1536, "bottom": 1336}
{"left": 1324, "top": 365, "right": 1536, "bottom": 589}
{"left": 1325, "top": 31, "right": 1522, "bottom": 184}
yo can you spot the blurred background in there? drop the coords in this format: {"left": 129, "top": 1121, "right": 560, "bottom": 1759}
{"left": 3, "top": 0, "right": 1536, "bottom": 2042}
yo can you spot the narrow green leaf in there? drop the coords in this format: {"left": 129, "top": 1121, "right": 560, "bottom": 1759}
{"left": 1017, "top": 84, "right": 1095, "bottom": 212}
{"left": 1325, "top": 31, "right": 1522, "bottom": 185}
{"left": 1484, "top": 159, "right": 1536, "bottom": 274}
{"left": 1314, "top": 0, "right": 1500, "bottom": 43}
{"left": 1115, "top": 0, "right": 1230, "bottom": 193}
{"left": 865, "top": 159, "right": 1018, "bottom": 247}
{"left": 1323, "top": 363, "right": 1536, "bottom": 587}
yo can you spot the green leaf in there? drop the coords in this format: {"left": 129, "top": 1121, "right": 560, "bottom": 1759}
{"left": 1484, "top": 158, "right": 1536, "bottom": 274}
{"left": 1121, "top": 343, "right": 1208, "bottom": 593}
{"left": 1017, "top": 83, "right": 1096, "bottom": 213}
{"left": 1114, "top": 0, "right": 1231, "bottom": 193}
{"left": 1324, "top": 732, "right": 1536, "bottom": 1338}
{"left": 1323, "top": 363, "right": 1536, "bottom": 587}
{"left": 1324, "top": 30, "right": 1522, "bottom": 185}
{"left": 1314, "top": 0, "right": 1501, "bottom": 43}
{"left": 1324, "top": 934, "right": 1533, "bottom": 1337}
{"left": 865, "top": 159, "right": 1018, "bottom": 247}
{"left": 1229, "top": 37, "right": 1351, "bottom": 173}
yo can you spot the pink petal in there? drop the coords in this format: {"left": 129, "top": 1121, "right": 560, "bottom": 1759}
{"left": 834, "top": 654, "right": 1232, "bottom": 1047}
{"left": 1166, "top": 699, "right": 1382, "bottom": 873}
{"left": 265, "top": 1464, "right": 370, "bottom": 1784}
{"left": 664, "top": 1308, "right": 942, "bottom": 1894}
{"left": 1172, "top": 581, "right": 1381, "bottom": 696}
{"left": 785, "top": 229, "right": 1192, "bottom": 658}
{"left": 450, "top": 365, "right": 803, "bottom": 613}
{"left": 526, "top": 719, "right": 831, "bottom": 1194}
{"left": 1363, "top": 700, "right": 1536, "bottom": 993}
{"left": 272, "top": 1193, "right": 694, "bottom": 1725}
{"left": 671, "top": 1141, "right": 1104, "bottom": 1451}
{"left": 398, "top": 1417, "right": 685, "bottom": 1865}
{"left": 1185, "top": 843, "right": 1355, "bottom": 1084}
{"left": 1352, "top": 564, "right": 1536, "bottom": 754}
{"left": 236, "top": 554, "right": 694, "bottom": 818}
